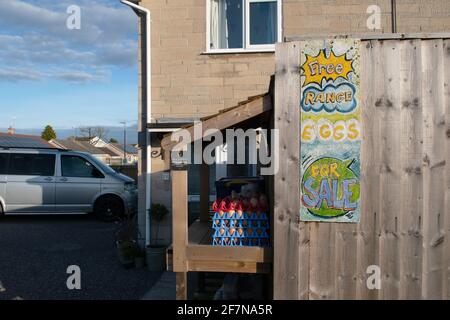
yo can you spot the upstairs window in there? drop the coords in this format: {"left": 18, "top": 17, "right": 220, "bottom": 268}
{"left": 208, "top": 0, "right": 282, "bottom": 52}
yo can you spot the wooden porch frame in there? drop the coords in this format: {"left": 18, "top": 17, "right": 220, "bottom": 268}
{"left": 166, "top": 93, "right": 274, "bottom": 300}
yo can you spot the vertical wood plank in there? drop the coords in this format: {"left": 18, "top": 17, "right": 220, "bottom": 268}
{"left": 273, "top": 41, "right": 306, "bottom": 299}
{"left": 309, "top": 223, "right": 335, "bottom": 299}
{"left": 172, "top": 169, "right": 188, "bottom": 273}
{"left": 378, "top": 40, "right": 402, "bottom": 299}
{"left": 357, "top": 40, "right": 381, "bottom": 299}
{"left": 334, "top": 223, "right": 357, "bottom": 299}
{"left": 421, "top": 39, "right": 446, "bottom": 299}
{"left": 443, "top": 39, "right": 450, "bottom": 300}
{"left": 398, "top": 39, "right": 424, "bottom": 299}
{"left": 357, "top": 40, "right": 381, "bottom": 300}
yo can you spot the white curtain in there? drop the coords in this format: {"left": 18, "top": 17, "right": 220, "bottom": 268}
{"left": 210, "top": 0, "right": 219, "bottom": 49}
{"left": 210, "top": 0, "right": 229, "bottom": 49}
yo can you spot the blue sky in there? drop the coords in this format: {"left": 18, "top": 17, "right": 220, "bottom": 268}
{"left": 0, "top": 0, "right": 138, "bottom": 130}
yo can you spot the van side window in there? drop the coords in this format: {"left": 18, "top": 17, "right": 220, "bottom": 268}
{"left": 0, "top": 154, "right": 8, "bottom": 175}
{"left": 9, "top": 154, "right": 55, "bottom": 176}
{"left": 61, "top": 155, "right": 104, "bottom": 178}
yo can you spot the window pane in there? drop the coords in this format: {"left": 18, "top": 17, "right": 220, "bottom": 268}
{"left": 9, "top": 154, "right": 55, "bottom": 176}
{"left": 62, "top": 155, "right": 101, "bottom": 178}
{"left": 249, "top": 1, "right": 277, "bottom": 45}
{"left": 0, "top": 154, "right": 8, "bottom": 175}
{"left": 210, "top": 0, "right": 243, "bottom": 49}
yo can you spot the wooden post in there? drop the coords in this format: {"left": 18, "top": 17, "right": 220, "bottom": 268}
{"left": 172, "top": 168, "right": 188, "bottom": 300}
{"left": 200, "top": 162, "right": 210, "bottom": 223}
{"left": 176, "top": 272, "right": 188, "bottom": 300}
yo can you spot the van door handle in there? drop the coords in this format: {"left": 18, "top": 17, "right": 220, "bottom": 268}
{"left": 60, "top": 177, "right": 68, "bottom": 182}
{"left": 44, "top": 177, "right": 53, "bottom": 182}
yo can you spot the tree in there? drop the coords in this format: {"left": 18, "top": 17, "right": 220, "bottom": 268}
{"left": 41, "top": 125, "right": 57, "bottom": 141}
{"left": 109, "top": 138, "right": 118, "bottom": 143}
{"left": 78, "top": 126, "right": 109, "bottom": 140}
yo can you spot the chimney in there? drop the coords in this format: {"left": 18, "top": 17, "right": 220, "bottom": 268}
{"left": 7, "top": 126, "right": 15, "bottom": 135}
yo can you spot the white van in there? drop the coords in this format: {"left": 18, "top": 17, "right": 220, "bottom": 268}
{"left": 0, "top": 148, "right": 137, "bottom": 221}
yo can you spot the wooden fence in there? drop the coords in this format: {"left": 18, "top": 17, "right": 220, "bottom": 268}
{"left": 274, "top": 35, "right": 450, "bottom": 299}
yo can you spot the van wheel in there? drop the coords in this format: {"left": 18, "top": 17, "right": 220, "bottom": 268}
{"left": 0, "top": 204, "right": 4, "bottom": 219}
{"left": 94, "top": 196, "right": 124, "bottom": 222}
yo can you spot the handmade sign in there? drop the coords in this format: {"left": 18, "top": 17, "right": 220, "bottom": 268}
{"left": 300, "top": 39, "right": 361, "bottom": 223}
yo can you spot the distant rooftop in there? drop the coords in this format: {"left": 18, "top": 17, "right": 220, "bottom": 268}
{"left": 111, "top": 143, "right": 138, "bottom": 154}
{"left": 51, "top": 138, "right": 114, "bottom": 155}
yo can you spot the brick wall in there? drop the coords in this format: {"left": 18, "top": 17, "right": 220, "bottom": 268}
{"left": 139, "top": 0, "right": 450, "bottom": 122}
{"left": 140, "top": 0, "right": 274, "bottom": 120}
{"left": 136, "top": 0, "right": 449, "bottom": 246}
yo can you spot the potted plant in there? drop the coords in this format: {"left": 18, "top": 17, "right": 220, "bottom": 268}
{"left": 115, "top": 215, "right": 138, "bottom": 269}
{"left": 133, "top": 247, "right": 146, "bottom": 269}
{"left": 146, "top": 203, "right": 169, "bottom": 271}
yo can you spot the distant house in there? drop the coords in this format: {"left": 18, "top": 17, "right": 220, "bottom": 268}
{"left": 106, "top": 143, "right": 138, "bottom": 164}
{"left": 0, "top": 130, "right": 55, "bottom": 149}
{"left": 49, "top": 137, "right": 122, "bottom": 165}
{"left": 49, "top": 136, "right": 138, "bottom": 165}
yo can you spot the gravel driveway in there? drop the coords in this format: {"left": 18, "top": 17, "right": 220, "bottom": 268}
{"left": 0, "top": 215, "right": 161, "bottom": 300}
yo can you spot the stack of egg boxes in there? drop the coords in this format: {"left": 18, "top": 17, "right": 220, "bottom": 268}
{"left": 211, "top": 210, "right": 270, "bottom": 247}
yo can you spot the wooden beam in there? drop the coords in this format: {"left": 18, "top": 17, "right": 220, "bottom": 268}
{"left": 285, "top": 32, "right": 450, "bottom": 42}
{"left": 186, "top": 245, "right": 271, "bottom": 263}
{"left": 172, "top": 169, "right": 188, "bottom": 272}
{"left": 187, "top": 260, "right": 271, "bottom": 274}
{"left": 161, "top": 94, "right": 272, "bottom": 151}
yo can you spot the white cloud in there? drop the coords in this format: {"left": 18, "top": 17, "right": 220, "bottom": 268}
{"left": 0, "top": 0, "right": 138, "bottom": 83}
{"left": 0, "top": 68, "right": 44, "bottom": 82}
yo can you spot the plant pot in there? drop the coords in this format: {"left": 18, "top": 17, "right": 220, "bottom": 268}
{"left": 146, "top": 245, "right": 167, "bottom": 272}
{"left": 135, "top": 256, "right": 146, "bottom": 269}
{"left": 116, "top": 240, "right": 136, "bottom": 268}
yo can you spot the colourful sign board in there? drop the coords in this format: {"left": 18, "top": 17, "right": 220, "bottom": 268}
{"left": 300, "top": 39, "right": 361, "bottom": 223}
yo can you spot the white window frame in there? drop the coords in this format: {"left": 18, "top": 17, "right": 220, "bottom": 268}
{"left": 245, "top": 0, "right": 282, "bottom": 51}
{"left": 205, "top": 0, "right": 282, "bottom": 54}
